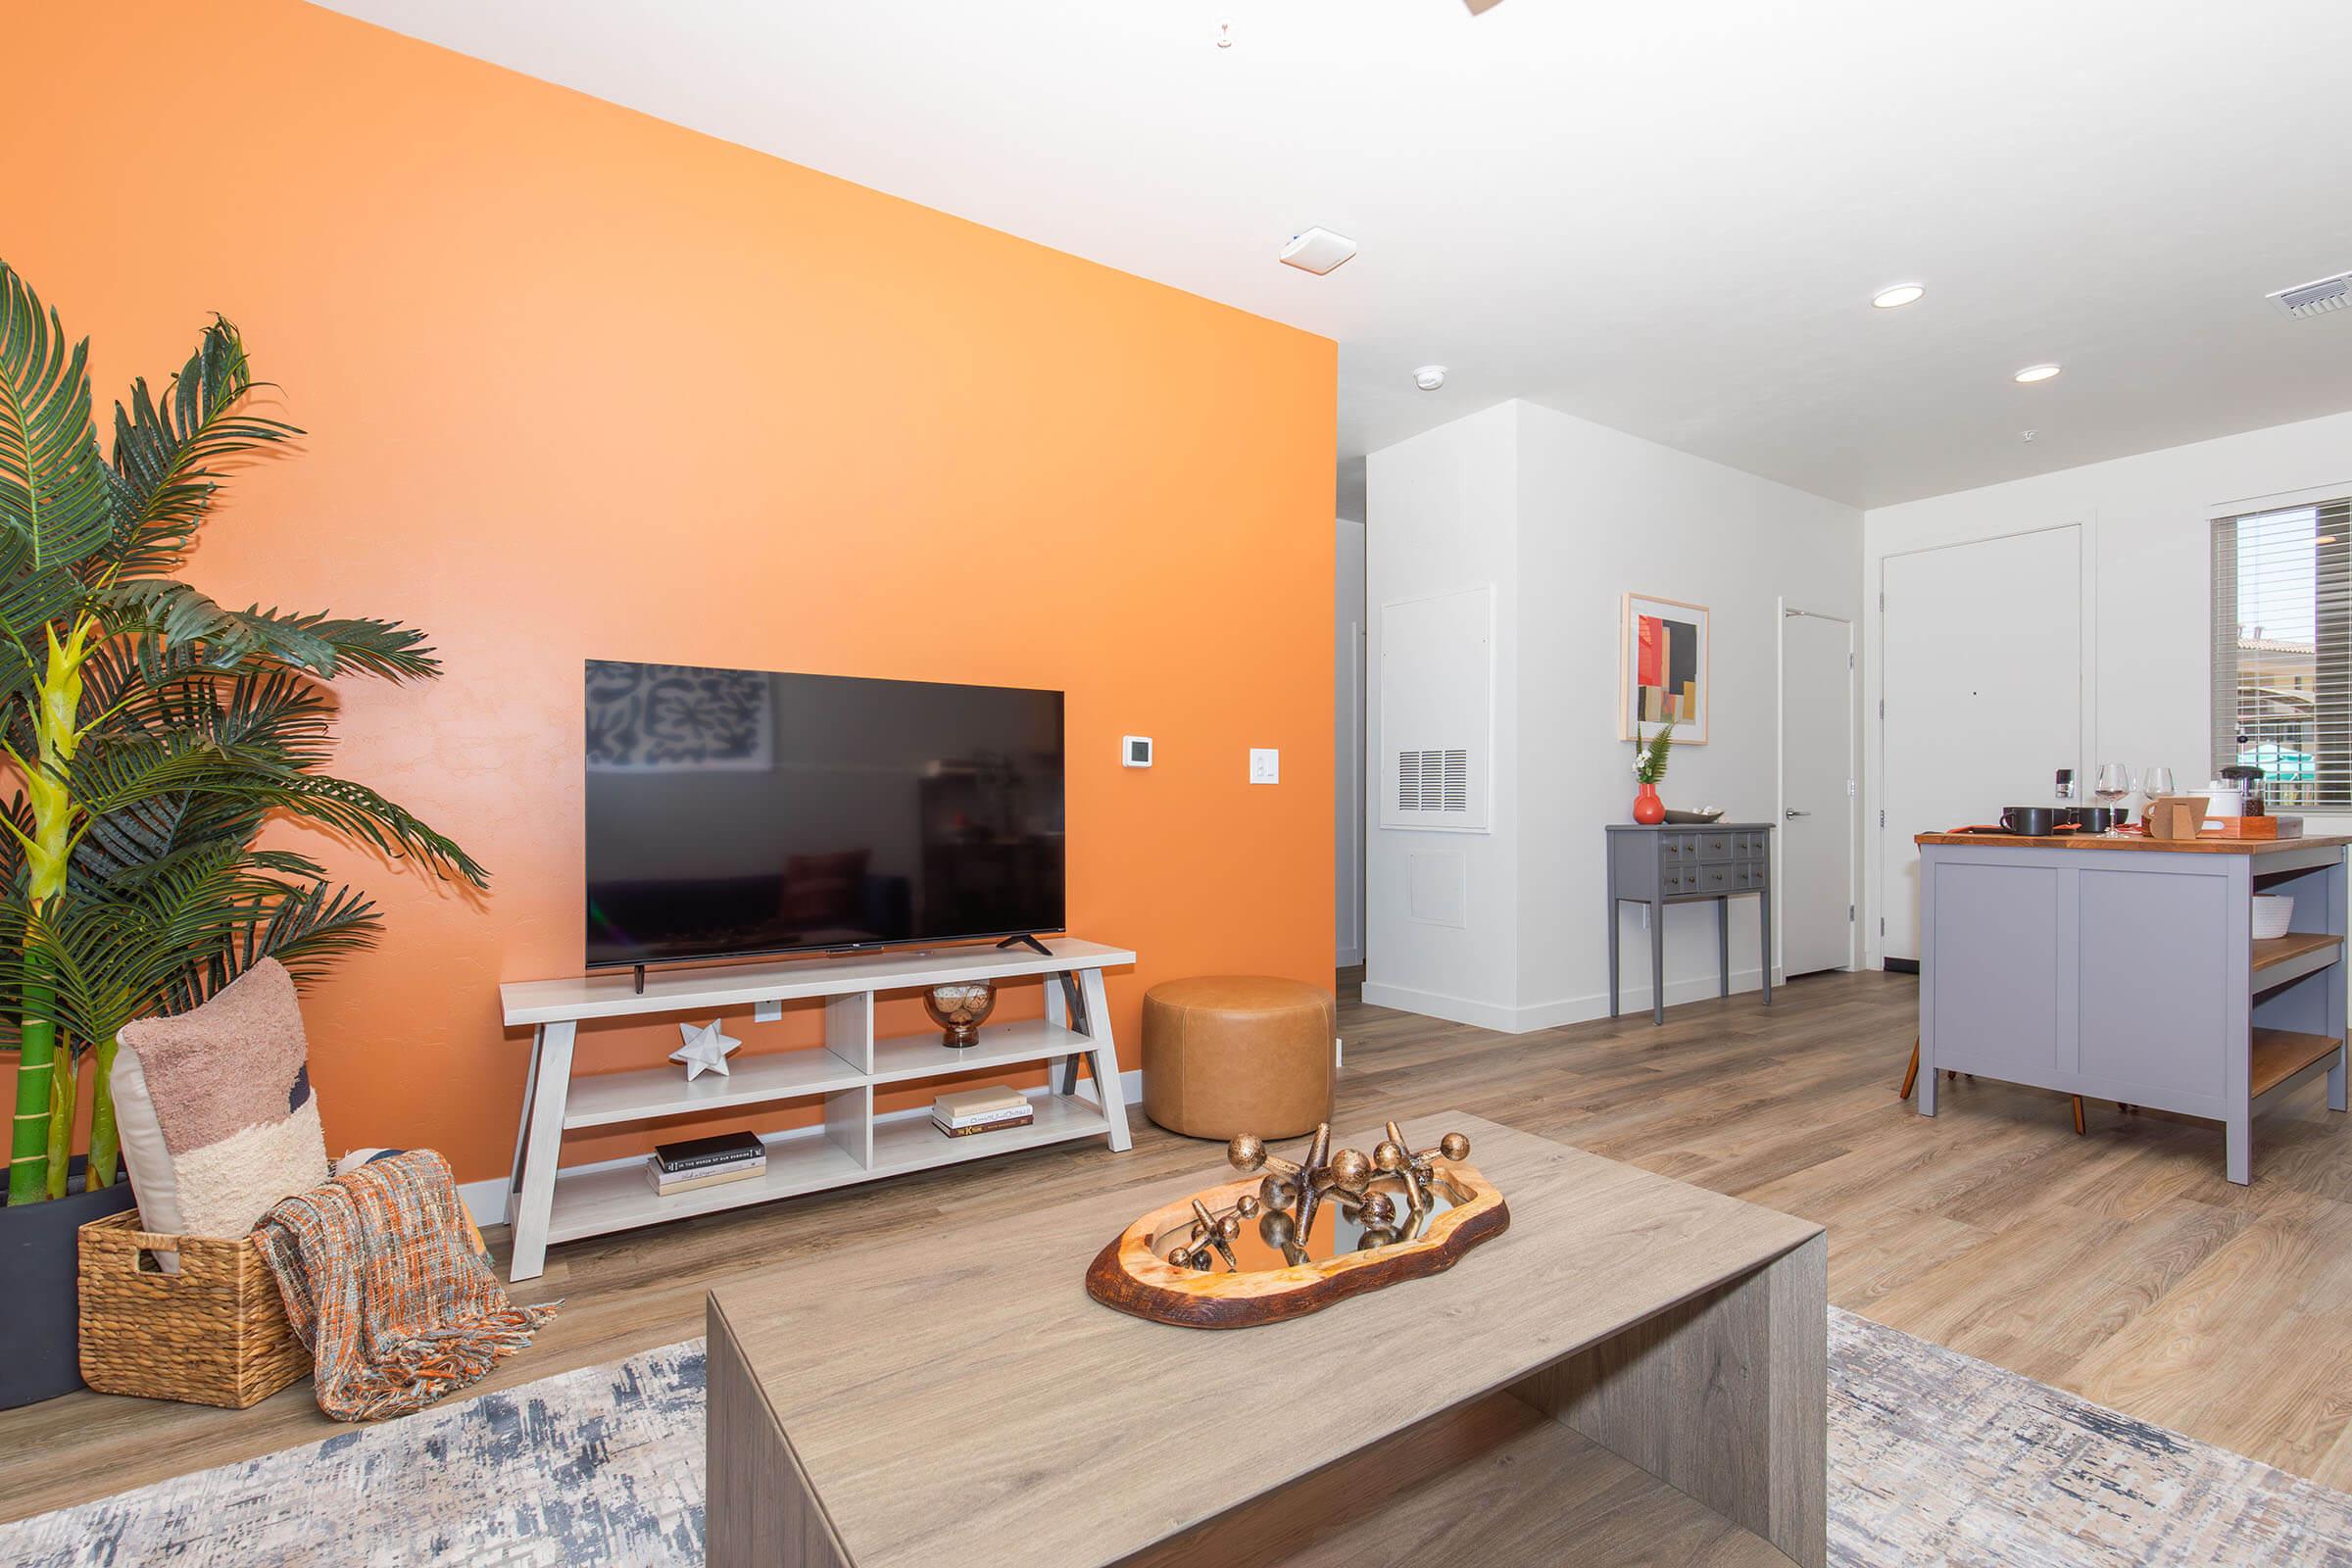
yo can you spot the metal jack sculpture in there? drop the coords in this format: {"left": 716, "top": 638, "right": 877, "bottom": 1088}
{"left": 1086, "top": 1114, "right": 1510, "bottom": 1328}
{"left": 1221, "top": 1119, "right": 1474, "bottom": 1271}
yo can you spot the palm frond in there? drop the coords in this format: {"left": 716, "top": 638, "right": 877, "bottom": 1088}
{"left": 0, "top": 264, "right": 114, "bottom": 601}
{"left": 104, "top": 317, "right": 300, "bottom": 579}
{"left": 97, "top": 580, "right": 438, "bottom": 680}
{"left": 216, "top": 769, "right": 489, "bottom": 889}
{"left": 173, "top": 879, "right": 381, "bottom": 1009}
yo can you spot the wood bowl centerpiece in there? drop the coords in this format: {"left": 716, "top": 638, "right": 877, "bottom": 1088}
{"left": 1085, "top": 1119, "right": 1508, "bottom": 1328}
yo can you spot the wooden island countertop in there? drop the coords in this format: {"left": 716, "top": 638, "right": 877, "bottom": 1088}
{"left": 1913, "top": 831, "right": 2352, "bottom": 855}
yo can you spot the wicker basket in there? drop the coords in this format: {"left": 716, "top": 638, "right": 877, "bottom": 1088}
{"left": 77, "top": 1210, "right": 311, "bottom": 1408}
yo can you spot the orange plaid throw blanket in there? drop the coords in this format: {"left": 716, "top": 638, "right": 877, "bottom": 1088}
{"left": 253, "top": 1150, "right": 557, "bottom": 1422}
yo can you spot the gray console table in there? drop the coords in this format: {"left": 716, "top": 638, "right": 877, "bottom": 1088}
{"left": 1918, "top": 831, "right": 2351, "bottom": 1184}
{"left": 1605, "top": 823, "right": 1774, "bottom": 1025}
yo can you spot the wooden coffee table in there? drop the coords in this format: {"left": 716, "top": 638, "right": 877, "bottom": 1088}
{"left": 707, "top": 1111, "right": 1826, "bottom": 1568}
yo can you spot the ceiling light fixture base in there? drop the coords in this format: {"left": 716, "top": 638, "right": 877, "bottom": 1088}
{"left": 1278, "top": 227, "right": 1358, "bottom": 275}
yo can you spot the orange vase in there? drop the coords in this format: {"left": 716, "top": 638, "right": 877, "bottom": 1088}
{"left": 1632, "top": 783, "right": 1665, "bottom": 824}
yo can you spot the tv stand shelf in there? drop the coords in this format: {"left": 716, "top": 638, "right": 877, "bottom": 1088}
{"left": 496, "top": 937, "right": 1135, "bottom": 1281}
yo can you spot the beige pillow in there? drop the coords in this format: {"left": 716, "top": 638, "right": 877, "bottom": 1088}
{"left": 112, "top": 958, "right": 330, "bottom": 1240}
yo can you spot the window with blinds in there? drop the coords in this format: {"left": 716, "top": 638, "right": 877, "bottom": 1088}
{"left": 2213, "top": 497, "right": 2352, "bottom": 808}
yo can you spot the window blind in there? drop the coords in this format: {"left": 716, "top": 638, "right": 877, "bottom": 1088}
{"left": 2213, "top": 497, "right": 2352, "bottom": 809}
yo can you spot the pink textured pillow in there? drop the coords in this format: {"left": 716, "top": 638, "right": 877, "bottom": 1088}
{"left": 112, "top": 958, "right": 331, "bottom": 1239}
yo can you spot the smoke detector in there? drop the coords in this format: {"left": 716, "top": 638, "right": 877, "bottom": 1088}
{"left": 1413, "top": 366, "right": 1448, "bottom": 391}
{"left": 2270, "top": 270, "right": 2352, "bottom": 319}
{"left": 1278, "top": 227, "right": 1358, "bottom": 275}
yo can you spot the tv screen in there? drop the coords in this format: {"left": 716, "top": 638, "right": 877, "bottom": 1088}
{"left": 584, "top": 662, "right": 1065, "bottom": 969}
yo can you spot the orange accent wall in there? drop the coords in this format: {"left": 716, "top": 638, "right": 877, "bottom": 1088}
{"left": 9, "top": 0, "right": 1335, "bottom": 1183}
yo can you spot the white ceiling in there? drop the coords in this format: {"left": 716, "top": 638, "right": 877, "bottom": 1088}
{"left": 321, "top": 0, "right": 2352, "bottom": 511}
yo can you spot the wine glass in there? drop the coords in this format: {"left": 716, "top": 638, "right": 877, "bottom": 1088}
{"left": 2094, "top": 763, "right": 2132, "bottom": 825}
{"left": 2142, "top": 765, "right": 2176, "bottom": 802}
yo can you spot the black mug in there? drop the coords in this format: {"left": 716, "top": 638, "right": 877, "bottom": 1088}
{"left": 2001, "top": 806, "right": 2055, "bottom": 836}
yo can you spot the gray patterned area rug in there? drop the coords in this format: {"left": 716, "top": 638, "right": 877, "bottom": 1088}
{"left": 6, "top": 1309, "right": 2351, "bottom": 1566}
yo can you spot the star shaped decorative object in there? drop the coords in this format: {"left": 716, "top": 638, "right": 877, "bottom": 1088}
{"left": 670, "top": 1019, "right": 741, "bottom": 1081}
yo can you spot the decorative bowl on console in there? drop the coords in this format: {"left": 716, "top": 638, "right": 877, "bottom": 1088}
{"left": 921, "top": 980, "right": 998, "bottom": 1048}
{"left": 1084, "top": 1118, "right": 1508, "bottom": 1328}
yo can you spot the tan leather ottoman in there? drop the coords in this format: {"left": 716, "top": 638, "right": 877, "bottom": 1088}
{"left": 1141, "top": 975, "right": 1336, "bottom": 1141}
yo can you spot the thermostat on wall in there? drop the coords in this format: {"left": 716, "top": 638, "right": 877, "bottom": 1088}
{"left": 1122, "top": 736, "right": 1153, "bottom": 768}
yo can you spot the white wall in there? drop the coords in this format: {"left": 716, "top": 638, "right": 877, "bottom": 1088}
{"left": 1862, "top": 408, "right": 2352, "bottom": 964}
{"left": 1364, "top": 404, "right": 1522, "bottom": 1026}
{"left": 1366, "top": 399, "right": 1863, "bottom": 1031}
{"left": 1336, "top": 516, "right": 1367, "bottom": 966}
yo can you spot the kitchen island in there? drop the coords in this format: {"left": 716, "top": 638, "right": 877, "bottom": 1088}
{"left": 1915, "top": 830, "right": 2352, "bottom": 1183}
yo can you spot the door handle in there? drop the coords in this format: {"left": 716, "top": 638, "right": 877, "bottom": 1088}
{"left": 1785, "top": 808, "right": 1811, "bottom": 818}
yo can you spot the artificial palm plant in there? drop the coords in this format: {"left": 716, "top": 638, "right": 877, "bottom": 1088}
{"left": 0, "top": 261, "right": 487, "bottom": 1204}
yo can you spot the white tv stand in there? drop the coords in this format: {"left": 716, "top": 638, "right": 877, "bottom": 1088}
{"left": 496, "top": 937, "right": 1135, "bottom": 1281}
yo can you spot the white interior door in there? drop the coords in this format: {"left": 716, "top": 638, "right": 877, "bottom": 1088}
{"left": 1779, "top": 609, "right": 1855, "bottom": 977}
{"left": 1881, "top": 526, "right": 2084, "bottom": 960}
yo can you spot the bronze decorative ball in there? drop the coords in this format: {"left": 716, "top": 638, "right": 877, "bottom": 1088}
{"left": 1217, "top": 1213, "right": 1243, "bottom": 1240}
{"left": 1354, "top": 1191, "right": 1396, "bottom": 1229}
{"left": 1373, "top": 1140, "right": 1407, "bottom": 1174}
{"left": 1228, "top": 1134, "right": 1268, "bottom": 1173}
{"left": 1166, "top": 1246, "right": 1192, "bottom": 1267}
{"left": 1357, "top": 1228, "right": 1398, "bottom": 1251}
{"left": 1236, "top": 1195, "right": 1260, "bottom": 1219}
{"left": 1259, "top": 1210, "right": 1297, "bottom": 1250}
{"left": 1190, "top": 1248, "right": 1214, "bottom": 1271}
{"left": 1439, "top": 1132, "right": 1471, "bottom": 1162}
{"left": 1260, "top": 1175, "right": 1298, "bottom": 1211}
{"left": 1327, "top": 1147, "right": 1372, "bottom": 1193}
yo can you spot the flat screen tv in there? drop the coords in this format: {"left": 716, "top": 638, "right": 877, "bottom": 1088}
{"left": 584, "top": 662, "right": 1065, "bottom": 970}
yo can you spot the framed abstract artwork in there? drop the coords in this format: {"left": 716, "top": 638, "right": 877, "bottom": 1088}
{"left": 1618, "top": 594, "right": 1709, "bottom": 743}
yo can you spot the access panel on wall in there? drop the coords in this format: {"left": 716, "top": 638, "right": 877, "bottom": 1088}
{"left": 1379, "top": 585, "right": 1492, "bottom": 833}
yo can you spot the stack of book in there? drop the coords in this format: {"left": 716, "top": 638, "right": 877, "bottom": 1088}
{"left": 932, "top": 1085, "right": 1034, "bottom": 1139}
{"left": 645, "top": 1130, "right": 766, "bottom": 1196}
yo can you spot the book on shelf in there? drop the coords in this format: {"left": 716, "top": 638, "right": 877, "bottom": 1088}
{"left": 646, "top": 1158, "right": 765, "bottom": 1196}
{"left": 651, "top": 1130, "right": 766, "bottom": 1175}
{"left": 933, "top": 1110, "right": 1034, "bottom": 1138}
{"left": 931, "top": 1085, "right": 1029, "bottom": 1127}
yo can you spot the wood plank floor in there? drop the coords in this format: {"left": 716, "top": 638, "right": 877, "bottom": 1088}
{"left": 7, "top": 967, "right": 2352, "bottom": 1525}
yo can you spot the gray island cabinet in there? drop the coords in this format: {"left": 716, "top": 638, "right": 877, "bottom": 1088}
{"left": 1917, "top": 831, "right": 2352, "bottom": 1184}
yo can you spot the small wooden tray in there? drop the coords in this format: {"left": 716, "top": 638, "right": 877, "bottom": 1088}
{"left": 2201, "top": 815, "right": 2289, "bottom": 839}
{"left": 1085, "top": 1165, "right": 1508, "bottom": 1329}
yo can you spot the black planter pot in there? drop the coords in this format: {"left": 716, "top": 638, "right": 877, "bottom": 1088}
{"left": 0, "top": 1159, "right": 137, "bottom": 1409}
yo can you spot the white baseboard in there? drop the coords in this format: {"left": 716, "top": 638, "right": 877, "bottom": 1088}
{"left": 460, "top": 1068, "right": 1148, "bottom": 1230}
{"left": 1357, "top": 981, "right": 1526, "bottom": 1033}
{"left": 1360, "top": 969, "right": 1784, "bottom": 1037}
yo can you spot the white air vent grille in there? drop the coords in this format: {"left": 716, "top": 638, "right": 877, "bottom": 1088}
{"left": 1396, "top": 749, "right": 1469, "bottom": 814}
{"left": 2271, "top": 271, "right": 2352, "bottom": 319}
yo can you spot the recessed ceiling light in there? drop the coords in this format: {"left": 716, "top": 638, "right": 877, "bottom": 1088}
{"left": 1413, "top": 366, "right": 1447, "bottom": 391}
{"left": 1871, "top": 284, "right": 1925, "bottom": 310}
{"left": 2014, "top": 364, "right": 2062, "bottom": 383}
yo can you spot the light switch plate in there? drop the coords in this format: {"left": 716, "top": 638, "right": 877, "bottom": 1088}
{"left": 754, "top": 1000, "right": 783, "bottom": 1023}
{"left": 1250, "top": 748, "right": 1280, "bottom": 784}
{"left": 1122, "top": 735, "right": 1153, "bottom": 768}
